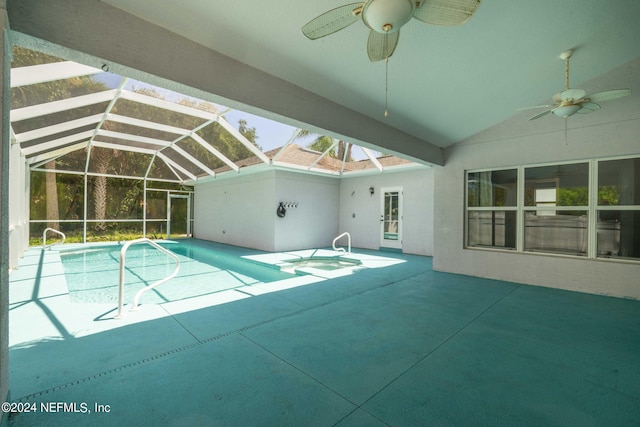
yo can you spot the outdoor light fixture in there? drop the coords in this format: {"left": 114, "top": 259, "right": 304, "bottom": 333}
{"left": 369, "top": 186, "right": 375, "bottom": 196}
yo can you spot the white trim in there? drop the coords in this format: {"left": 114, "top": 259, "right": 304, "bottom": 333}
{"left": 169, "top": 145, "right": 216, "bottom": 177}
{"left": 157, "top": 152, "right": 197, "bottom": 181}
{"left": 96, "top": 129, "right": 172, "bottom": 147}
{"left": 91, "top": 141, "right": 157, "bottom": 155}
{"left": 11, "top": 90, "right": 117, "bottom": 121}
{"left": 190, "top": 132, "right": 239, "bottom": 172}
{"left": 15, "top": 114, "right": 103, "bottom": 143}
{"left": 27, "top": 141, "right": 88, "bottom": 165}
{"left": 272, "top": 128, "right": 302, "bottom": 162}
{"left": 107, "top": 113, "right": 191, "bottom": 136}
{"left": 216, "top": 116, "right": 270, "bottom": 164}
{"left": 11, "top": 61, "right": 101, "bottom": 87}
{"left": 119, "top": 90, "right": 219, "bottom": 121}
{"left": 380, "top": 187, "right": 403, "bottom": 250}
{"left": 361, "top": 147, "right": 383, "bottom": 172}
{"left": 22, "top": 130, "right": 94, "bottom": 156}
{"left": 309, "top": 139, "right": 338, "bottom": 169}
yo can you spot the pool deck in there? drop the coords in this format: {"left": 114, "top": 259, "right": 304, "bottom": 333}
{"left": 6, "top": 241, "right": 640, "bottom": 426}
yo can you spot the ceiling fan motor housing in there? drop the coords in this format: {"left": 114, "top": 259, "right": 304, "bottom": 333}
{"left": 362, "top": 0, "right": 416, "bottom": 33}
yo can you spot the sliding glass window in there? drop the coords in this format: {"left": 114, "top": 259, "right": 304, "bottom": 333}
{"left": 466, "top": 169, "right": 517, "bottom": 250}
{"left": 597, "top": 157, "right": 640, "bottom": 260}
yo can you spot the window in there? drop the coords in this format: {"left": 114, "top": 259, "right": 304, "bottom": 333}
{"left": 465, "top": 156, "right": 640, "bottom": 262}
{"left": 597, "top": 158, "right": 640, "bottom": 260}
{"left": 466, "top": 169, "right": 517, "bottom": 249}
{"left": 524, "top": 163, "right": 589, "bottom": 256}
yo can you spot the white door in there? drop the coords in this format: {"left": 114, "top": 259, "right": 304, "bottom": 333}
{"left": 380, "top": 187, "right": 402, "bottom": 249}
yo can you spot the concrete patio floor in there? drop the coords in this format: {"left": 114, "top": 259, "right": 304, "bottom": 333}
{"left": 6, "top": 244, "right": 640, "bottom": 426}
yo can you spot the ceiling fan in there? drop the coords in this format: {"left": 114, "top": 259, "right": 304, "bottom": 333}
{"left": 520, "top": 49, "right": 631, "bottom": 121}
{"left": 301, "top": 0, "right": 482, "bottom": 62}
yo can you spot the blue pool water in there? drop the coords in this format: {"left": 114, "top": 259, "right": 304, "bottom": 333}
{"left": 59, "top": 240, "right": 296, "bottom": 305}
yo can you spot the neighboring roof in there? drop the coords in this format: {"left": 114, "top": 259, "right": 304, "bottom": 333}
{"left": 10, "top": 47, "right": 424, "bottom": 184}
{"left": 213, "top": 143, "right": 420, "bottom": 177}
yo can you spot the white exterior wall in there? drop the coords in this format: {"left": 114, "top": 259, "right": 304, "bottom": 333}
{"left": 194, "top": 168, "right": 433, "bottom": 255}
{"left": 273, "top": 171, "right": 340, "bottom": 251}
{"left": 194, "top": 171, "right": 277, "bottom": 251}
{"left": 194, "top": 170, "right": 342, "bottom": 252}
{"left": 433, "top": 59, "right": 640, "bottom": 299}
{"left": 8, "top": 140, "right": 28, "bottom": 269}
{"left": 339, "top": 168, "right": 434, "bottom": 256}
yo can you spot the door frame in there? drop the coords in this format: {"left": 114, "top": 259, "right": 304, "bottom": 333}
{"left": 167, "top": 193, "right": 191, "bottom": 238}
{"left": 380, "top": 186, "right": 403, "bottom": 250}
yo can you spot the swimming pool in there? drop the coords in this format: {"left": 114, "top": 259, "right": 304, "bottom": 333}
{"left": 59, "top": 240, "right": 297, "bottom": 305}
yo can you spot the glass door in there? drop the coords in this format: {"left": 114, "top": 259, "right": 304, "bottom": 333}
{"left": 380, "top": 187, "right": 402, "bottom": 249}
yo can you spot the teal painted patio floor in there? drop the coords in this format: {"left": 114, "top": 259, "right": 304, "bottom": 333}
{"left": 7, "top": 244, "right": 640, "bottom": 426}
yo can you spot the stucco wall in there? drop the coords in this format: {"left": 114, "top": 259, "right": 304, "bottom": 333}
{"left": 433, "top": 58, "right": 640, "bottom": 299}
{"left": 194, "top": 171, "right": 277, "bottom": 251}
{"left": 273, "top": 170, "right": 340, "bottom": 252}
{"left": 339, "top": 168, "right": 434, "bottom": 256}
{"left": 194, "top": 170, "right": 342, "bottom": 252}
{"left": 194, "top": 168, "right": 433, "bottom": 255}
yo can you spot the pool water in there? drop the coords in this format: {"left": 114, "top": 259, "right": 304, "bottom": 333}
{"left": 60, "top": 240, "right": 296, "bottom": 305}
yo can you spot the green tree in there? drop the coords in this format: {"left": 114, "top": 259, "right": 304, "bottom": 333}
{"left": 14, "top": 46, "right": 262, "bottom": 240}
{"left": 294, "top": 130, "right": 352, "bottom": 161}
{"left": 13, "top": 46, "right": 108, "bottom": 233}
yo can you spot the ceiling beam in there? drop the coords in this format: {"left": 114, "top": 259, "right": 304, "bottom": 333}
{"left": 22, "top": 130, "right": 93, "bottom": 156}
{"left": 27, "top": 141, "right": 88, "bottom": 165}
{"left": 190, "top": 132, "right": 239, "bottom": 173}
{"left": 11, "top": 60, "right": 101, "bottom": 87}
{"left": 11, "top": 89, "right": 116, "bottom": 121}
{"left": 215, "top": 116, "right": 270, "bottom": 165}
{"left": 6, "top": 0, "right": 444, "bottom": 166}
{"left": 157, "top": 152, "right": 197, "bottom": 181}
{"left": 119, "top": 90, "right": 220, "bottom": 122}
{"left": 15, "top": 113, "right": 103, "bottom": 143}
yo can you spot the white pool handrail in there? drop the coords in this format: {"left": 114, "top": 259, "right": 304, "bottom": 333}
{"left": 43, "top": 227, "right": 66, "bottom": 249}
{"left": 332, "top": 232, "right": 351, "bottom": 254}
{"left": 115, "top": 238, "right": 180, "bottom": 319}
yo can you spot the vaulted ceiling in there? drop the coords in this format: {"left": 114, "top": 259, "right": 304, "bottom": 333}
{"left": 7, "top": 0, "right": 640, "bottom": 166}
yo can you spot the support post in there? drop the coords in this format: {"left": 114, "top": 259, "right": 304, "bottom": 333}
{"left": 0, "top": 0, "right": 12, "bottom": 418}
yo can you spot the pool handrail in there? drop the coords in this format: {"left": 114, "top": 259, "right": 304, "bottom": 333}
{"left": 115, "top": 238, "right": 180, "bottom": 319}
{"left": 43, "top": 227, "right": 66, "bottom": 249}
{"left": 332, "top": 232, "right": 351, "bottom": 254}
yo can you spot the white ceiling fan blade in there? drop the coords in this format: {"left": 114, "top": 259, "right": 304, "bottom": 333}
{"left": 528, "top": 109, "right": 552, "bottom": 121}
{"left": 577, "top": 102, "right": 601, "bottom": 114}
{"left": 588, "top": 89, "right": 631, "bottom": 102}
{"left": 367, "top": 30, "right": 400, "bottom": 62}
{"left": 559, "top": 89, "right": 587, "bottom": 101}
{"left": 413, "top": 0, "right": 481, "bottom": 26}
{"left": 301, "top": 3, "right": 364, "bottom": 40}
{"left": 516, "top": 104, "right": 554, "bottom": 111}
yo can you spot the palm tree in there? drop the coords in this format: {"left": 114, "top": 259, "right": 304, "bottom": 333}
{"left": 295, "top": 130, "right": 352, "bottom": 161}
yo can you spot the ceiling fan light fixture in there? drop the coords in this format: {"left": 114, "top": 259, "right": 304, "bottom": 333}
{"left": 362, "top": 0, "right": 416, "bottom": 33}
{"left": 553, "top": 104, "right": 581, "bottom": 118}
